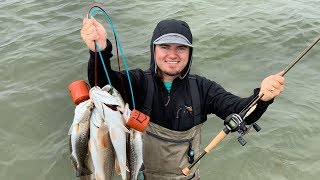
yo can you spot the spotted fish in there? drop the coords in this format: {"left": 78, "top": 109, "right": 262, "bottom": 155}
{"left": 88, "top": 108, "right": 116, "bottom": 180}
{"left": 90, "top": 86, "right": 129, "bottom": 180}
{"left": 68, "top": 99, "right": 94, "bottom": 177}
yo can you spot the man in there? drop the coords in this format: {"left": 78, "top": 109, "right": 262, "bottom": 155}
{"left": 81, "top": 18, "right": 285, "bottom": 179}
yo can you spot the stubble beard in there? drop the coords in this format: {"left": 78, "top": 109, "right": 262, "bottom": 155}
{"left": 163, "top": 70, "right": 180, "bottom": 77}
{"left": 157, "top": 68, "right": 181, "bottom": 79}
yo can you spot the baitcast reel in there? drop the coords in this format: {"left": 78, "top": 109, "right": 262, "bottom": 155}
{"left": 224, "top": 113, "right": 261, "bottom": 146}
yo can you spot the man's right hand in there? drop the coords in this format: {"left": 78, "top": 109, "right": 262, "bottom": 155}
{"left": 81, "top": 17, "right": 107, "bottom": 52}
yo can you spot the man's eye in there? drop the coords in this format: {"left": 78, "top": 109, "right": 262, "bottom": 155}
{"left": 160, "top": 45, "right": 169, "bottom": 49}
{"left": 177, "top": 46, "right": 188, "bottom": 51}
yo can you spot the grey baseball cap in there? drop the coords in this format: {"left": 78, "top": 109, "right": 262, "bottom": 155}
{"left": 153, "top": 33, "right": 193, "bottom": 47}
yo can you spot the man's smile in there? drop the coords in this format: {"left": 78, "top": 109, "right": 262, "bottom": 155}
{"left": 165, "top": 60, "right": 179, "bottom": 64}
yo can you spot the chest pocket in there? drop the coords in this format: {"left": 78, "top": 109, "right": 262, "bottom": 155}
{"left": 175, "top": 104, "right": 194, "bottom": 131}
{"left": 174, "top": 74, "right": 201, "bottom": 131}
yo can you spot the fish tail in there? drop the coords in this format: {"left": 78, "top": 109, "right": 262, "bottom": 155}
{"left": 115, "top": 159, "right": 121, "bottom": 175}
{"left": 76, "top": 166, "right": 92, "bottom": 177}
{"left": 70, "top": 155, "right": 92, "bottom": 177}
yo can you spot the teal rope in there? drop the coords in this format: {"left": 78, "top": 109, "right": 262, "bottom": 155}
{"left": 94, "top": 41, "right": 112, "bottom": 87}
{"left": 88, "top": 7, "right": 136, "bottom": 109}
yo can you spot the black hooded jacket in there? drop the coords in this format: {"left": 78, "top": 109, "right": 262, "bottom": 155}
{"left": 87, "top": 19, "right": 273, "bottom": 131}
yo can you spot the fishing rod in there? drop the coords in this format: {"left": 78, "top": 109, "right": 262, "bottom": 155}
{"left": 239, "top": 35, "right": 320, "bottom": 118}
{"left": 182, "top": 36, "right": 320, "bottom": 176}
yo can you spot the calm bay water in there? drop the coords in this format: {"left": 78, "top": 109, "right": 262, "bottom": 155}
{"left": 0, "top": 0, "right": 319, "bottom": 179}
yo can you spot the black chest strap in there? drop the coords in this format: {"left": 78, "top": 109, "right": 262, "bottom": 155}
{"left": 141, "top": 71, "right": 201, "bottom": 125}
{"left": 188, "top": 75, "right": 201, "bottom": 125}
{"left": 141, "top": 70, "right": 153, "bottom": 116}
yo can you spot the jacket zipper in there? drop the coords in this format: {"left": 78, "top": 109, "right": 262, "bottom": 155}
{"left": 165, "top": 94, "right": 170, "bottom": 106}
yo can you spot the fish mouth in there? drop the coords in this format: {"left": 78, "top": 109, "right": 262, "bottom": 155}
{"left": 104, "top": 103, "right": 118, "bottom": 111}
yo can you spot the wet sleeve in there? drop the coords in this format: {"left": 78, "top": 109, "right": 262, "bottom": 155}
{"left": 87, "top": 39, "right": 114, "bottom": 88}
{"left": 204, "top": 80, "right": 273, "bottom": 124}
{"left": 86, "top": 39, "right": 146, "bottom": 109}
{"left": 244, "top": 89, "right": 274, "bottom": 124}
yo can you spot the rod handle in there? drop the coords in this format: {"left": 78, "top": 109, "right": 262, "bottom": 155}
{"left": 204, "top": 130, "right": 228, "bottom": 153}
{"left": 182, "top": 167, "right": 191, "bottom": 176}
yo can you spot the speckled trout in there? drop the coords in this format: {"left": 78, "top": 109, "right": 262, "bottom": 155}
{"left": 122, "top": 104, "right": 143, "bottom": 180}
{"left": 127, "top": 129, "right": 143, "bottom": 180}
{"left": 68, "top": 99, "right": 94, "bottom": 177}
{"left": 90, "top": 86, "right": 129, "bottom": 180}
{"left": 89, "top": 108, "right": 115, "bottom": 180}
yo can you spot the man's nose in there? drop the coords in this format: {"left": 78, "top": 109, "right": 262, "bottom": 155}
{"left": 167, "top": 48, "right": 178, "bottom": 58}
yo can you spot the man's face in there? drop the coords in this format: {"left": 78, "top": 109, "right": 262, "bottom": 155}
{"left": 154, "top": 43, "right": 190, "bottom": 79}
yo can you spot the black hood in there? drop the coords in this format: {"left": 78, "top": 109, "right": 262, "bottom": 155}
{"left": 149, "top": 19, "right": 193, "bottom": 79}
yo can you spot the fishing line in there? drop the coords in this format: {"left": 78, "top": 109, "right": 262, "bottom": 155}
{"left": 282, "top": 36, "right": 320, "bottom": 76}
{"left": 240, "top": 35, "right": 320, "bottom": 116}
{"left": 87, "top": 5, "right": 136, "bottom": 109}
{"left": 115, "top": 37, "right": 129, "bottom": 104}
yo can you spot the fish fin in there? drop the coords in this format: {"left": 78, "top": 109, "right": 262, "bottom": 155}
{"left": 115, "top": 158, "right": 121, "bottom": 175}
{"left": 72, "top": 99, "right": 92, "bottom": 124}
{"left": 115, "top": 156, "right": 130, "bottom": 174}
{"left": 68, "top": 125, "right": 73, "bottom": 135}
{"left": 97, "top": 124, "right": 109, "bottom": 148}
{"left": 100, "top": 123, "right": 109, "bottom": 132}
{"left": 90, "top": 108, "right": 103, "bottom": 128}
{"left": 86, "top": 99, "right": 94, "bottom": 109}
{"left": 67, "top": 123, "right": 79, "bottom": 135}
{"left": 122, "top": 103, "right": 132, "bottom": 124}
{"left": 87, "top": 141, "right": 91, "bottom": 152}
{"left": 120, "top": 123, "right": 130, "bottom": 134}
{"left": 101, "top": 84, "right": 112, "bottom": 91}
{"left": 114, "top": 156, "right": 129, "bottom": 180}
